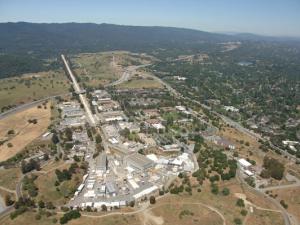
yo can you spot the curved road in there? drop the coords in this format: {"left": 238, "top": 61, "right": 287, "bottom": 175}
{"left": 236, "top": 169, "right": 295, "bottom": 225}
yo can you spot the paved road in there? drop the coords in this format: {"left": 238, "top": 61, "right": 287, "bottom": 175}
{"left": 260, "top": 175, "right": 300, "bottom": 192}
{"left": 0, "top": 93, "right": 70, "bottom": 120}
{"left": 61, "top": 54, "right": 96, "bottom": 126}
{"left": 105, "top": 64, "right": 151, "bottom": 87}
{"left": 236, "top": 169, "right": 294, "bottom": 225}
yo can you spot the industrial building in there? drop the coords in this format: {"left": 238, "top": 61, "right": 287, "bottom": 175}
{"left": 95, "top": 153, "right": 107, "bottom": 174}
{"left": 125, "top": 153, "right": 154, "bottom": 171}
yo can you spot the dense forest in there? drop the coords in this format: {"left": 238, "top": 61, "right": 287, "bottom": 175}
{"left": 1, "top": 22, "right": 299, "bottom": 78}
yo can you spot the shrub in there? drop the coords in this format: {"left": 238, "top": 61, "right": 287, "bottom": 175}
{"left": 35, "top": 214, "right": 41, "bottom": 220}
{"left": 241, "top": 209, "right": 248, "bottom": 216}
{"left": 222, "top": 187, "right": 230, "bottom": 196}
{"left": 60, "top": 210, "right": 81, "bottom": 224}
{"left": 149, "top": 196, "right": 156, "bottom": 204}
{"left": 5, "top": 195, "right": 14, "bottom": 206}
{"left": 280, "top": 200, "right": 288, "bottom": 209}
{"left": 234, "top": 218, "right": 242, "bottom": 225}
{"left": 236, "top": 199, "right": 245, "bottom": 207}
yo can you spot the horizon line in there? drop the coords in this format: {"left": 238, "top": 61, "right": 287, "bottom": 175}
{"left": 1, "top": 21, "right": 300, "bottom": 39}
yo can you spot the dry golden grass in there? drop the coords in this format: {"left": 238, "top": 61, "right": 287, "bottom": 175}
{"left": 0, "top": 179, "right": 286, "bottom": 225}
{"left": 35, "top": 163, "right": 72, "bottom": 206}
{"left": 0, "top": 103, "right": 51, "bottom": 161}
{"left": 245, "top": 208, "right": 284, "bottom": 225}
{"left": 69, "top": 215, "right": 141, "bottom": 225}
{"left": 150, "top": 202, "right": 223, "bottom": 225}
{"left": 0, "top": 167, "right": 21, "bottom": 190}
{"left": 0, "top": 70, "right": 70, "bottom": 109}
{"left": 271, "top": 187, "right": 300, "bottom": 222}
{"left": 0, "top": 211, "right": 59, "bottom": 225}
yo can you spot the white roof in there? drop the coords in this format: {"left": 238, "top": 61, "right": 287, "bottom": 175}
{"left": 171, "top": 158, "right": 183, "bottom": 166}
{"left": 126, "top": 166, "right": 135, "bottom": 173}
{"left": 152, "top": 123, "right": 165, "bottom": 130}
{"left": 77, "top": 184, "right": 85, "bottom": 192}
{"left": 146, "top": 154, "right": 158, "bottom": 162}
{"left": 105, "top": 116, "right": 123, "bottom": 122}
{"left": 178, "top": 153, "right": 189, "bottom": 160}
{"left": 84, "top": 190, "right": 96, "bottom": 198}
{"left": 133, "top": 185, "right": 158, "bottom": 199}
{"left": 244, "top": 170, "right": 254, "bottom": 176}
{"left": 157, "top": 158, "right": 169, "bottom": 165}
{"left": 128, "top": 179, "right": 139, "bottom": 189}
{"left": 238, "top": 158, "right": 252, "bottom": 167}
{"left": 109, "top": 138, "right": 119, "bottom": 144}
{"left": 176, "top": 106, "right": 186, "bottom": 111}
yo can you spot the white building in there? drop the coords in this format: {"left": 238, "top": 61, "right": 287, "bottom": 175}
{"left": 238, "top": 158, "right": 252, "bottom": 170}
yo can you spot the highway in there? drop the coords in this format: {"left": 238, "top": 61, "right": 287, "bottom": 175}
{"left": 61, "top": 54, "right": 96, "bottom": 126}
{"left": 105, "top": 64, "right": 151, "bottom": 88}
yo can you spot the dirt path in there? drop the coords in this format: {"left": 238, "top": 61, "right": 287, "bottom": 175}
{"left": 0, "top": 186, "right": 16, "bottom": 194}
{"left": 141, "top": 209, "right": 164, "bottom": 225}
{"left": 68, "top": 200, "right": 226, "bottom": 225}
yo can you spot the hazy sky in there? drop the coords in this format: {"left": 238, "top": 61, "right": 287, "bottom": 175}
{"left": 1, "top": 0, "right": 300, "bottom": 37}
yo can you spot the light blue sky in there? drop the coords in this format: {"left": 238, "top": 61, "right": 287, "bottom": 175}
{"left": 1, "top": 0, "right": 300, "bottom": 37}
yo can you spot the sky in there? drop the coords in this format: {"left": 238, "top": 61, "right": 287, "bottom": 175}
{"left": 0, "top": 0, "right": 300, "bottom": 37}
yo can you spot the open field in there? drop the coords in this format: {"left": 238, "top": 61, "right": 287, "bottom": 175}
{"left": 0, "top": 211, "right": 60, "bottom": 225}
{"left": 0, "top": 178, "right": 286, "bottom": 225}
{"left": 71, "top": 51, "right": 154, "bottom": 88}
{"left": 245, "top": 208, "right": 284, "bottom": 225}
{"left": 0, "top": 167, "right": 21, "bottom": 191}
{"left": 0, "top": 103, "right": 51, "bottom": 161}
{"left": 149, "top": 202, "right": 223, "bottom": 225}
{"left": 35, "top": 162, "right": 82, "bottom": 206}
{"left": 270, "top": 187, "right": 300, "bottom": 223}
{"left": 71, "top": 52, "right": 121, "bottom": 87}
{"left": 0, "top": 70, "right": 70, "bottom": 111}
{"left": 118, "top": 77, "right": 163, "bottom": 89}
{"left": 69, "top": 215, "right": 141, "bottom": 225}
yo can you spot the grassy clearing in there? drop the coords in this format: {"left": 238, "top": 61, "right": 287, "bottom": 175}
{"left": 71, "top": 51, "right": 154, "bottom": 88}
{"left": 150, "top": 203, "right": 223, "bottom": 225}
{"left": 0, "top": 103, "right": 51, "bottom": 162}
{"left": 246, "top": 208, "right": 284, "bottom": 225}
{"left": 0, "top": 211, "right": 59, "bottom": 225}
{"left": 35, "top": 163, "right": 83, "bottom": 206}
{"left": 0, "top": 167, "right": 21, "bottom": 190}
{"left": 71, "top": 52, "right": 120, "bottom": 87}
{"left": 69, "top": 215, "right": 141, "bottom": 225}
{"left": 271, "top": 187, "right": 300, "bottom": 222}
{"left": 0, "top": 70, "right": 70, "bottom": 111}
{"left": 118, "top": 77, "right": 163, "bottom": 89}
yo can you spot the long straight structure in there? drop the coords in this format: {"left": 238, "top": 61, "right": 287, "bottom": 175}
{"left": 61, "top": 54, "right": 96, "bottom": 126}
